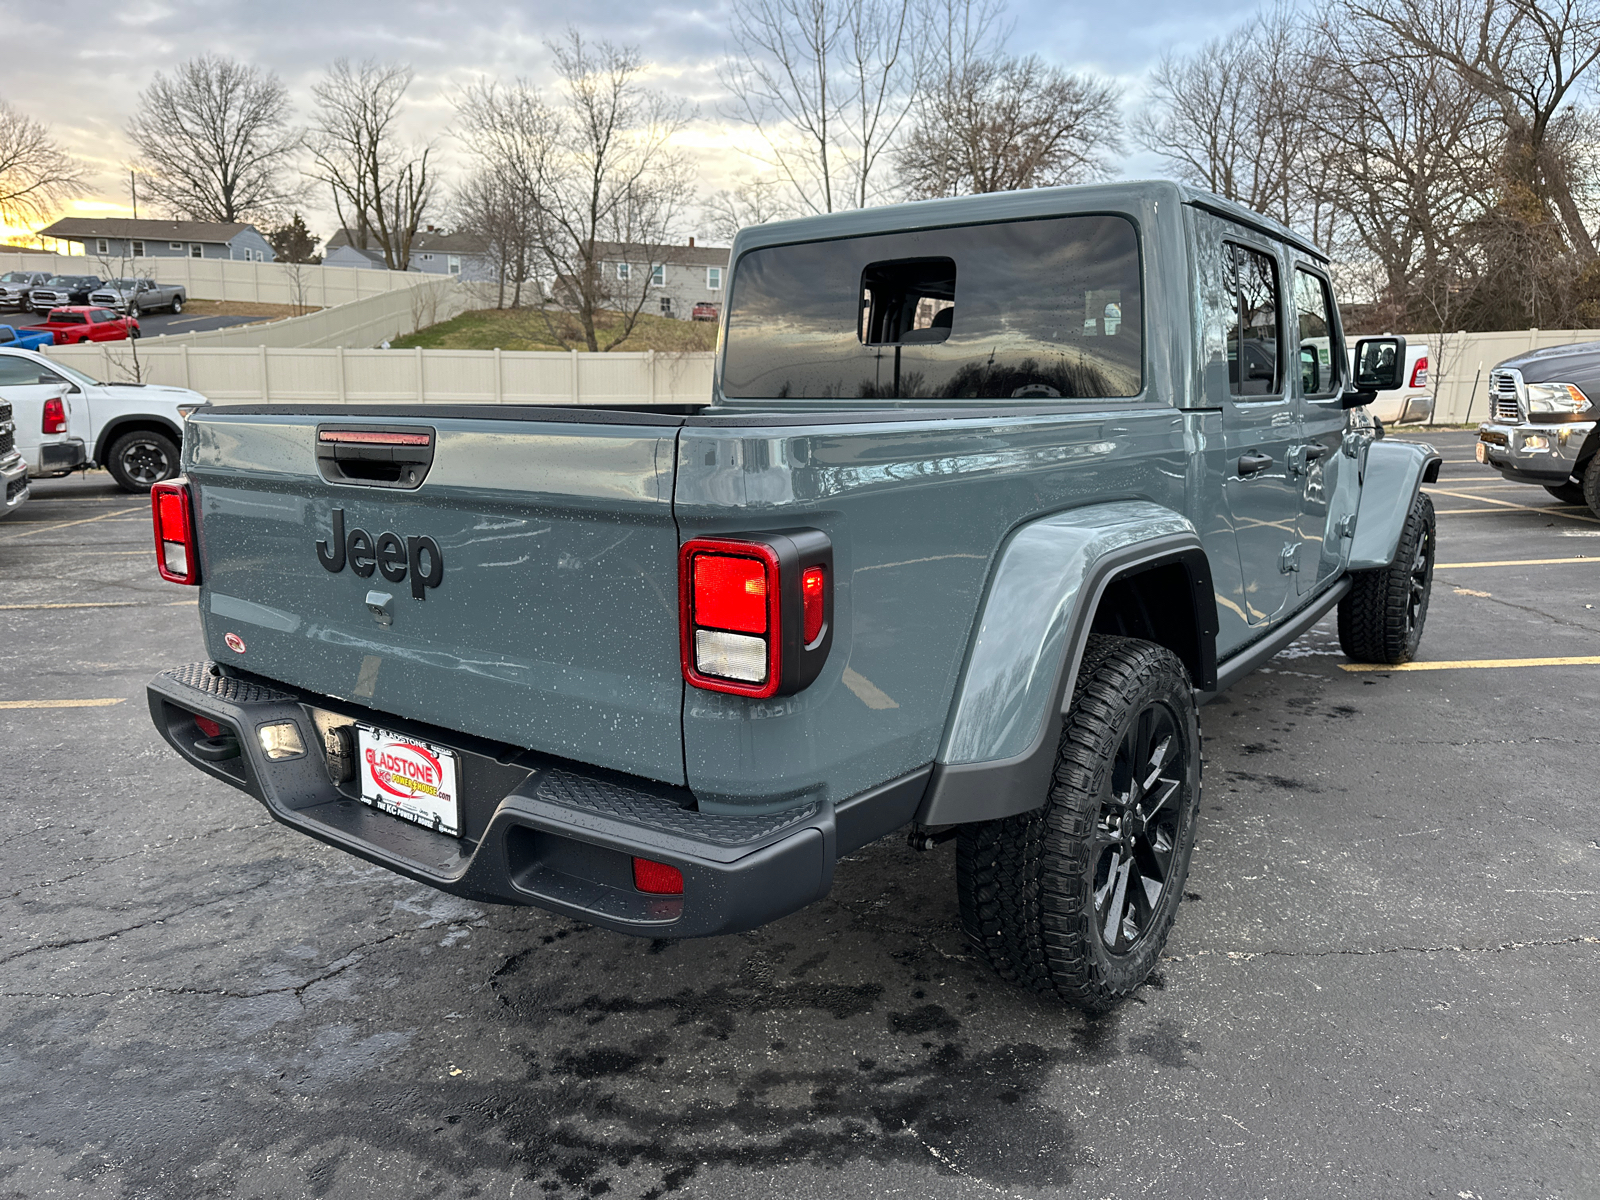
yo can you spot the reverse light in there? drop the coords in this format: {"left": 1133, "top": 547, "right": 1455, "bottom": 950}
{"left": 679, "top": 531, "right": 833, "bottom": 698}
{"left": 1409, "top": 356, "right": 1428, "bottom": 388}
{"left": 42, "top": 396, "right": 67, "bottom": 434}
{"left": 151, "top": 477, "right": 200, "bottom": 585}
{"left": 632, "top": 857, "right": 684, "bottom": 895}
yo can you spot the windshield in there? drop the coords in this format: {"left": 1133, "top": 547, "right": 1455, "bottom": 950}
{"left": 45, "top": 276, "right": 75, "bottom": 287}
{"left": 721, "top": 213, "right": 1143, "bottom": 404}
{"left": 1, "top": 272, "right": 31, "bottom": 283}
{"left": 49, "top": 359, "right": 102, "bottom": 388}
{"left": 107, "top": 279, "right": 139, "bottom": 289}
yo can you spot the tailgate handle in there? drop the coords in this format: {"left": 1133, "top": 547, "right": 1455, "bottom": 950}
{"left": 316, "top": 425, "right": 435, "bottom": 489}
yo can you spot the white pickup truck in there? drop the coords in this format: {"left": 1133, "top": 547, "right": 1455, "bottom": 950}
{"left": 0, "top": 345, "right": 206, "bottom": 490}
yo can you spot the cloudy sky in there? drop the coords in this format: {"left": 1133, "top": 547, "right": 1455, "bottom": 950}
{"left": 5, "top": 0, "right": 1262, "bottom": 246}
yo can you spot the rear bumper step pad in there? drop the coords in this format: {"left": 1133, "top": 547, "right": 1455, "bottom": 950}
{"left": 148, "top": 663, "right": 925, "bottom": 937}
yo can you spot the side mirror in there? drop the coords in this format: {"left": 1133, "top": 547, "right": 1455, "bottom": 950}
{"left": 1342, "top": 335, "right": 1407, "bottom": 408}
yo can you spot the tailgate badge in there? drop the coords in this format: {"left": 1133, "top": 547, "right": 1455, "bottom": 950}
{"left": 316, "top": 507, "right": 444, "bottom": 600}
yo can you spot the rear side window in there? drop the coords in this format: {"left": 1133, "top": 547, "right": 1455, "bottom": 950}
{"left": 53, "top": 312, "right": 86, "bottom": 324}
{"left": 721, "top": 214, "right": 1142, "bottom": 402}
{"left": 1227, "top": 245, "right": 1281, "bottom": 397}
{"left": 1293, "top": 269, "right": 1340, "bottom": 397}
{"left": 0, "top": 355, "right": 45, "bottom": 385}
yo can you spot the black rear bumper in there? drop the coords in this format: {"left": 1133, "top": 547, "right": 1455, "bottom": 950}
{"left": 147, "top": 663, "right": 927, "bottom": 938}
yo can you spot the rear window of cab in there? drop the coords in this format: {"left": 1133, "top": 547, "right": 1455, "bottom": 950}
{"left": 720, "top": 214, "right": 1142, "bottom": 403}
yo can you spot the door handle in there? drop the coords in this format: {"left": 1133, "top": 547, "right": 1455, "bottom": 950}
{"left": 1237, "top": 452, "right": 1274, "bottom": 477}
{"left": 1304, "top": 442, "right": 1331, "bottom": 461}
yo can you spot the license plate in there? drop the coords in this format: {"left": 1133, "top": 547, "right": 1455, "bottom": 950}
{"left": 1476, "top": 440, "right": 1487, "bottom": 463}
{"left": 356, "top": 725, "right": 460, "bottom": 837}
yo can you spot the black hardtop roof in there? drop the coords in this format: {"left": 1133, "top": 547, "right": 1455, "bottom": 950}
{"left": 729, "top": 180, "right": 1328, "bottom": 263}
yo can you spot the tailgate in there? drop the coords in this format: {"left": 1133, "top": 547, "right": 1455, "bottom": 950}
{"left": 186, "top": 408, "right": 686, "bottom": 785}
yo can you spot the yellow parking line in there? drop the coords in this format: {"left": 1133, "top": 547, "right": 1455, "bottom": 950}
{"left": 1425, "top": 487, "right": 1600, "bottom": 524}
{"left": 0, "top": 698, "right": 125, "bottom": 709}
{"left": 1435, "top": 556, "right": 1593, "bottom": 568}
{"left": 1341, "top": 656, "right": 1600, "bottom": 672}
{"left": 0, "top": 509, "right": 133, "bottom": 541}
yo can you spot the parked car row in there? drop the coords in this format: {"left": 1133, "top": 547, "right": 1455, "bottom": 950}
{"left": 0, "top": 271, "right": 186, "bottom": 316}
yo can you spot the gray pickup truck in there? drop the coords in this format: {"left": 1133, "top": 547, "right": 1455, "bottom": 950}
{"left": 1476, "top": 342, "right": 1600, "bottom": 515}
{"left": 145, "top": 182, "right": 1437, "bottom": 1011}
{"left": 87, "top": 277, "right": 187, "bottom": 317}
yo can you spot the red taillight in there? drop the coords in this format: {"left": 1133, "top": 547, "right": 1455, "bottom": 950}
{"left": 151, "top": 477, "right": 200, "bottom": 585}
{"left": 1410, "top": 356, "right": 1428, "bottom": 388}
{"left": 42, "top": 397, "right": 67, "bottom": 434}
{"left": 693, "top": 553, "right": 770, "bottom": 634}
{"left": 632, "top": 857, "right": 684, "bottom": 895}
{"left": 802, "top": 566, "right": 826, "bottom": 644}
{"left": 679, "top": 532, "right": 833, "bottom": 698}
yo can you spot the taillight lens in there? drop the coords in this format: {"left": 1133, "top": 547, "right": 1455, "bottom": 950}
{"left": 679, "top": 532, "right": 833, "bottom": 698}
{"left": 1410, "top": 356, "right": 1428, "bottom": 388}
{"left": 151, "top": 477, "right": 200, "bottom": 585}
{"left": 42, "top": 397, "right": 67, "bottom": 434}
{"left": 801, "top": 566, "right": 826, "bottom": 644}
{"left": 632, "top": 857, "right": 684, "bottom": 895}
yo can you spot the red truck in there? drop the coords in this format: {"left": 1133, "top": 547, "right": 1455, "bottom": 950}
{"left": 34, "top": 306, "right": 140, "bottom": 345}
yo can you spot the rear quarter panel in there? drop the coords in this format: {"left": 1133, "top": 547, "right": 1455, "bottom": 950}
{"left": 675, "top": 408, "right": 1188, "bottom": 813}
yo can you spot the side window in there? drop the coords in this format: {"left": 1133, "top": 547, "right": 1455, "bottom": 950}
{"left": 0, "top": 354, "right": 50, "bottom": 386}
{"left": 1293, "top": 268, "right": 1340, "bottom": 397}
{"left": 1227, "top": 244, "right": 1280, "bottom": 396}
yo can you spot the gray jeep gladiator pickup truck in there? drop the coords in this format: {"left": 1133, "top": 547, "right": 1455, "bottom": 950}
{"left": 146, "top": 182, "right": 1438, "bottom": 1011}
{"left": 1475, "top": 341, "right": 1600, "bottom": 515}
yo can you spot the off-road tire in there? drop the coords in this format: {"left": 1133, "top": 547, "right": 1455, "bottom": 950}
{"left": 955, "top": 635, "right": 1202, "bottom": 1013}
{"left": 1544, "top": 481, "right": 1586, "bottom": 505}
{"left": 106, "top": 429, "right": 180, "bottom": 492}
{"left": 170, "top": 295, "right": 184, "bottom": 314}
{"left": 1582, "top": 455, "right": 1600, "bottom": 518}
{"left": 1338, "top": 490, "right": 1435, "bottom": 664}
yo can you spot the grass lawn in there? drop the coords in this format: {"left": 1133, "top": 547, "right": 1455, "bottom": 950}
{"left": 392, "top": 307, "right": 719, "bottom": 352}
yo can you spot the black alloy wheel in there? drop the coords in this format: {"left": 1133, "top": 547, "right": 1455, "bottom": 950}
{"left": 106, "top": 429, "right": 180, "bottom": 492}
{"left": 1092, "top": 701, "right": 1185, "bottom": 954}
{"left": 956, "top": 635, "right": 1202, "bottom": 1012}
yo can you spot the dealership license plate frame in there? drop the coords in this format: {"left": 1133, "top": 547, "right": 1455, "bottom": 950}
{"left": 355, "top": 724, "right": 461, "bottom": 837}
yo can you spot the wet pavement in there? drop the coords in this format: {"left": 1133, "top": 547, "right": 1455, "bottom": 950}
{"left": 1, "top": 430, "right": 1595, "bottom": 1199}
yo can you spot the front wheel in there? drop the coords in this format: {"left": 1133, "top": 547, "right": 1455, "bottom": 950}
{"left": 106, "top": 429, "right": 180, "bottom": 492}
{"left": 1338, "top": 491, "right": 1435, "bottom": 664}
{"left": 1582, "top": 456, "right": 1600, "bottom": 519}
{"left": 956, "top": 635, "right": 1202, "bottom": 1013}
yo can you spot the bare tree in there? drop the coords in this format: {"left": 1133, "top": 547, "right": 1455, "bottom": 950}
{"left": 0, "top": 97, "right": 83, "bottom": 227}
{"left": 701, "top": 175, "right": 797, "bottom": 241}
{"left": 1304, "top": 2, "right": 1501, "bottom": 330}
{"left": 1133, "top": 7, "right": 1321, "bottom": 230}
{"left": 307, "top": 59, "right": 435, "bottom": 271}
{"left": 720, "top": 0, "right": 928, "bottom": 213}
{"left": 1349, "top": 0, "right": 1600, "bottom": 260}
{"left": 126, "top": 55, "right": 300, "bottom": 224}
{"left": 452, "top": 166, "right": 534, "bottom": 309}
{"left": 896, "top": 54, "right": 1122, "bottom": 198}
{"left": 455, "top": 34, "right": 695, "bottom": 352}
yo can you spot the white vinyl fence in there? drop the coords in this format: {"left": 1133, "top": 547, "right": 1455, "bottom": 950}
{"left": 0, "top": 250, "right": 433, "bottom": 307}
{"left": 42, "top": 342, "right": 717, "bottom": 406}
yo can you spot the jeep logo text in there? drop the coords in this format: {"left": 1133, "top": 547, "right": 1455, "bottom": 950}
{"left": 317, "top": 507, "right": 443, "bottom": 600}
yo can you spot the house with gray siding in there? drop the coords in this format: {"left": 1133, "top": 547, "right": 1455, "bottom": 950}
{"left": 596, "top": 240, "right": 731, "bottom": 320}
{"left": 36, "top": 218, "right": 276, "bottom": 262}
{"left": 325, "top": 228, "right": 495, "bottom": 280}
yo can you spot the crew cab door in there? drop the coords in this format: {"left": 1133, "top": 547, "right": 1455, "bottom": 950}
{"left": 1217, "top": 238, "right": 1301, "bottom": 625}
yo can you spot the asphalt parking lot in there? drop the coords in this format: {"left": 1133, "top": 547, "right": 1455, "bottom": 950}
{"left": 1, "top": 429, "right": 1595, "bottom": 1200}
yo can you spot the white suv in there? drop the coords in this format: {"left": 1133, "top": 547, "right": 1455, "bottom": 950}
{"left": 0, "top": 347, "right": 207, "bottom": 491}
